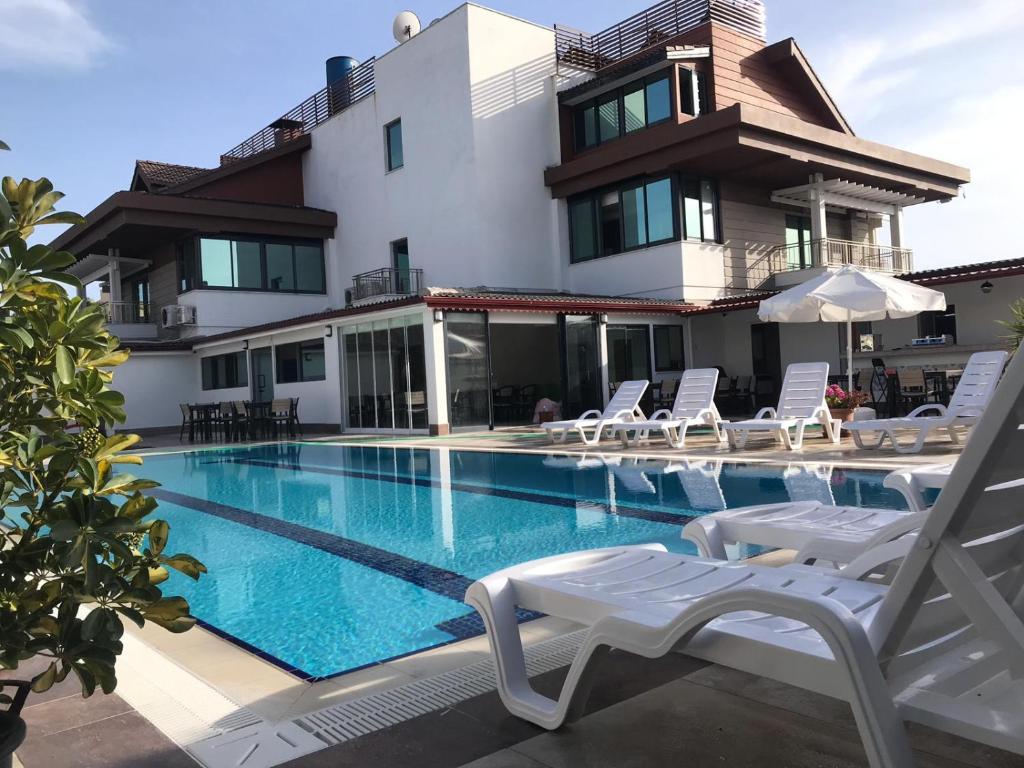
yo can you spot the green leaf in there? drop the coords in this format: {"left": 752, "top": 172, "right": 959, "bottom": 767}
{"left": 55, "top": 344, "right": 75, "bottom": 384}
{"left": 31, "top": 662, "right": 58, "bottom": 692}
{"left": 0, "top": 139, "right": 9, "bottom": 151}
{"left": 159, "top": 554, "right": 207, "bottom": 580}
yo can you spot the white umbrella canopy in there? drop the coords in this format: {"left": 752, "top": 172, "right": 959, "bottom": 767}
{"left": 758, "top": 264, "right": 947, "bottom": 391}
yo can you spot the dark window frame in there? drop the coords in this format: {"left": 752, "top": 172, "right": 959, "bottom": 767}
{"left": 385, "top": 118, "right": 404, "bottom": 171}
{"left": 181, "top": 235, "right": 326, "bottom": 295}
{"left": 201, "top": 351, "right": 249, "bottom": 391}
{"left": 275, "top": 338, "right": 327, "bottom": 384}
{"left": 572, "top": 70, "right": 674, "bottom": 152}
{"left": 653, "top": 325, "right": 685, "bottom": 372}
{"left": 918, "top": 305, "right": 957, "bottom": 343}
{"left": 568, "top": 172, "right": 719, "bottom": 264}
{"left": 678, "top": 66, "right": 710, "bottom": 117}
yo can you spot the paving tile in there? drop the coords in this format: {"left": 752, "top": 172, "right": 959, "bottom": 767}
{"left": 279, "top": 707, "right": 518, "bottom": 768}
{"left": 16, "top": 710, "right": 194, "bottom": 768}
{"left": 458, "top": 748, "right": 551, "bottom": 768}
{"left": 20, "top": 692, "right": 132, "bottom": 737}
{"left": 510, "top": 676, "right": 973, "bottom": 768}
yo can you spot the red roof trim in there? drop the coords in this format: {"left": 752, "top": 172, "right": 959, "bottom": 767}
{"left": 423, "top": 295, "right": 694, "bottom": 314}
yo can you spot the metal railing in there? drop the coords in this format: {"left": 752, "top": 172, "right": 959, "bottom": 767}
{"left": 351, "top": 267, "right": 424, "bottom": 302}
{"left": 555, "top": 0, "right": 765, "bottom": 71}
{"left": 730, "top": 238, "right": 914, "bottom": 291}
{"left": 221, "top": 57, "right": 376, "bottom": 162}
{"left": 102, "top": 301, "right": 153, "bottom": 324}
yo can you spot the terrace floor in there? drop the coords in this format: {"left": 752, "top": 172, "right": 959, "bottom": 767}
{"left": 13, "top": 426, "right": 992, "bottom": 768}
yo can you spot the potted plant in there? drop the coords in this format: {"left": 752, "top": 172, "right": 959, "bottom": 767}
{"left": 824, "top": 383, "right": 869, "bottom": 422}
{"left": 0, "top": 146, "right": 206, "bottom": 763}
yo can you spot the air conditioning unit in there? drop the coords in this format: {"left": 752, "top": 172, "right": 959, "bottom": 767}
{"left": 161, "top": 305, "right": 196, "bottom": 328}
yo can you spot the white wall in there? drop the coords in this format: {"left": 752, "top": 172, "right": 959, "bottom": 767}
{"left": 178, "top": 289, "right": 334, "bottom": 337}
{"left": 304, "top": 5, "right": 561, "bottom": 300}
{"left": 113, "top": 351, "right": 198, "bottom": 431}
{"left": 689, "top": 310, "right": 756, "bottom": 377}
{"left": 566, "top": 241, "right": 685, "bottom": 299}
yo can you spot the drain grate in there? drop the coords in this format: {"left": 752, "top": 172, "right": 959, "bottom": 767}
{"left": 294, "top": 629, "right": 585, "bottom": 747}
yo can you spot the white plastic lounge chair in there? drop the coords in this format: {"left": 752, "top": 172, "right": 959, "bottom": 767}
{"left": 612, "top": 368, "right": 727, "bottom": 448}
{"left": 721, "top": 362, "right": 840, "bottom": 450}
{"left": 543, "top": 380, "right": 648, "bottom": 446}
{"left": 466, "top": 348, "right": 1024, "bottom": 766}
{"left": 680, "top": 462, "right": 949, "bottom": 566}
{"left": 845, "top": 350, "right": 1008, "bottom": 454}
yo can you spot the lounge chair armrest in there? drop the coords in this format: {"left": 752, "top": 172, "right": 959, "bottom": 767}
{"left": 907, "top": 403, "right": 946, "bottom": 418}
{"left": 838, "top": 536, "right": 918, "bottom": 581}
{"left": 754, "top": 407, "right": 777, "bottom": 419}
{"left": 649, "top": 409, "right": 673, "bottom": 421}
{"left": 577, "top": 410, "right": 602, "bottom": 420}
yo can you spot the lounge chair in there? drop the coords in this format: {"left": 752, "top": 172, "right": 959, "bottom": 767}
{"left": 542, "top": 380, "right": 648, "bottom": 445}
{"left": 466, "top": 347, "right": 1024, "bottom": 766}
{"left": 844, "top": 350, "right": 1008, "bottom": 454}
{"left": 613, "top": 368, "right": 726, "bottom": 448}
{"left": 670, "top": 459, "right": 726, "bottom": 512}
{"left": 721, "top": 362, "right": 839, "bottom": 450}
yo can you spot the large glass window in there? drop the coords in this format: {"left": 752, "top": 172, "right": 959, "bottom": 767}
{"left": 344, "top": 316, "right": 428, "bottom": 430}
{"left": 275, "top": 339, "right": 326, "bottom": 383}
{"left": 572, "top": 71, "right": 673, "bottom": 151}
{"left": 190, "top": 237, "right": 325, "bottom": 294}
{"left": 201, "top": 351, "right": 248, "bottom": 390}
{"left": 653, "top": 326, "right": 684, "bottom": 371}
{"left": 679, "top": 67, "right": 709, "bottom": 117}
{"left": 446, "top": 312, "right": 491, "bottom": 429}
{"left": 385, "top": 118, "right": 404, "bottom": 171}
{"left": 569, "top": 174, "right": 705, "bottom": 263}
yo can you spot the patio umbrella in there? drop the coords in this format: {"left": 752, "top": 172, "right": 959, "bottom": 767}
{"left": 757, "top": 264, "right": 946, "bottom": 392}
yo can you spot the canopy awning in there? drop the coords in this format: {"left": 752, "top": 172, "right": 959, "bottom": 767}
{"left": 771, "top": 178, "right": 926, "bottom": 216}
{"left": 67, "top": 253, "right": 151, "bottom": 284}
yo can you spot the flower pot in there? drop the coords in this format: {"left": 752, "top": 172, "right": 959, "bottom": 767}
{"left": 829, "top": 408, "right": 855, "bottom": 422}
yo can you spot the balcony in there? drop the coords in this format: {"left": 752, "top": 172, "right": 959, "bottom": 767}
{"left": 99, "top": 300, "right": 159, "bottom": 339}
{"left": 732, "top": 238, "right": 914, "bottom": 291}
{"left": 350, "top": 267, "right": 424, "bottom": 306}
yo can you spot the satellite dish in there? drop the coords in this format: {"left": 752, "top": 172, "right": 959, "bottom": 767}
{"left": 393, "top": 11, "right": 421, "bottom": 43}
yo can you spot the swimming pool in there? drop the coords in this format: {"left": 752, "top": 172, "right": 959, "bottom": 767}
{"left": 142, "top": 443, "right": 909, "bottom": 679}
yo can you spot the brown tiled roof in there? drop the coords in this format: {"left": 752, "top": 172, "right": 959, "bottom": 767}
{"left": 899, "top": 257, "right": 1024, "bottom": 286}
{"left": 425, "top": 287, "right": 694, "bottom": 309}
{"left": 134, "top": 160, "right": 212, "bottom": 190}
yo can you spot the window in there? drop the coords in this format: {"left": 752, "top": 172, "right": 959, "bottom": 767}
{"left": 572, "top": 72, "right": 673, "bottom": 151}
{"left": 679, "top": 67, "right": 709, "bottom": 117}
{"left": 201, "top": 351, "right": 248, "bottom": 390}
{"left": 568, "top": 173, "right": 717, "bottom": 263}
{"left": 918, "top": 305, "right": 957, "bottom": 342}
{"left": 653, "top": 326, "right": 684, "bottom": 371}
{"left": 131, "top": 277, "right": 150, "bottom": 322}
{"left": 385, "top": 119, "right": 403, "bottom": 171}
{"left": 391, "top": 238, "right": 412, "bottom": 293}
{"left": 187, "top": 237, "right": 325, "bottom": 294}
{"left": 275, "top": 339, "right": 326, "bottom": 383}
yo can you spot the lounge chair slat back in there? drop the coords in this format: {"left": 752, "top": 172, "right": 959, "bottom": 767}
{"left": 947, "top": 350, "right": 1009, "bottom": 417}
{"left": 775, "top": 362, "right": 830, "bottom": 419}
{"left": 603, "top": 380, "right": 647, "bottom": 418}
{"left": 872, "top": 348, "right": 1024, "bottom": 671}
{"left": 669, "top": 368, "right": 719, "bottom": 419}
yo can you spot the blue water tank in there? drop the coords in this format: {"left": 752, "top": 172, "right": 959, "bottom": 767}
{"left": 326, "top": 56, "right": 359, "bottom": 112}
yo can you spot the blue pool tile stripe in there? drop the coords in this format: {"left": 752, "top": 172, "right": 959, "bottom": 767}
{"left": 221, "top": 458, "right": 696, "bottom": 526}
{"left": 150, "top": 488, "right": 473, "bottom": 603}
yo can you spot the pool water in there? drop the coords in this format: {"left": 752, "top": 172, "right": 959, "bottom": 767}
{"left": 141, "top": 443, "right": 909, "bottom": 679}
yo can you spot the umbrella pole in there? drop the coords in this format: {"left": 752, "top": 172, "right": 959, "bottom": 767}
{"left": 846, "top": 311, "right": 854, "bottom": 393}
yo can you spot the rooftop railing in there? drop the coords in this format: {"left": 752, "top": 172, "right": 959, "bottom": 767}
{"left": 734, "top": 238, "right": 914, "bottom": 290}
{"left": 351, "top": 267, "right": 424, "bottom": 303}
{"left": 555, "top": 0, "right": 765, "bottom": 71}
{"left": 221, "top": 57, "right": 376, "bottom": 162}
{"left": 101, "top": 300, "right": 153, "bottom": 325}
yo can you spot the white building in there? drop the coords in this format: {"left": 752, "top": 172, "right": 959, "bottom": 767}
{"left": 52, "top": 0, "right": 1020, "bottom": 436}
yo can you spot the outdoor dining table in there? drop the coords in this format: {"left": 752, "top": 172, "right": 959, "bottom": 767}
{"left": 188, "top": 403, "right": 220, "bottom": 442}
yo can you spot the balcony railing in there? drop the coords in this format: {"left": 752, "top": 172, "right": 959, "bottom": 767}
{"left": 731, "top": 238, "right": 914, "bottom": 291}
{"left": 555, "top": 0, "right": 765, "bottom": 71}
{"left": 101, "top": 301, "right": 153, "bottom": 325}
{"left": 221, "top": 57, "right": 376, "bottom": 162}
{"left": 351, "top": 267, "right": 424, "bottom": 303}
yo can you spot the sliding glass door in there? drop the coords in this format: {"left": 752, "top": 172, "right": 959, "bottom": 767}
{"left": 607, "top": 324, "right": 653, "bottom": 412}
{"left": 445, "top": 312, "right": 491, "bottom": 429}
{"left": 560, "top": 315, "right": 601, "bottom": 417}
{"left": 343, "top": 315, "right": 427, "bottom": 431}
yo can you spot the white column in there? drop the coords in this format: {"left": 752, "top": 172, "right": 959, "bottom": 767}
{"left": 106, "top": 250, "right": 122, "bottom": 303}
{"left": 807, "top": 173, "right": 827, "bottom": 266}
{"left": 683, "top": 317, "right": 695, "bottom": 369}
{"left": 598, "top": 317, "right": 610, "bottom": 407}
{"left": 889, "top": 207, "right": 904, "bottom": 248}
{"left": 422, "top": 306, "right": 450, "bottom": 434}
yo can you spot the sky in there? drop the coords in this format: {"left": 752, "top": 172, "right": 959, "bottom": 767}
{"left": 1, "top": 0, "right": 1022, "bottom": 270}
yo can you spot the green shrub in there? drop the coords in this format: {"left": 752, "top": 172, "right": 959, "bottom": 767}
{"left": 0, "top": 148, "right": 206, "bottom": 700}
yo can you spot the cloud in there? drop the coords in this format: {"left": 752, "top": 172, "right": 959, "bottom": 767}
{"left": 0, "top": 0, "right": 112, "bottom": 73}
